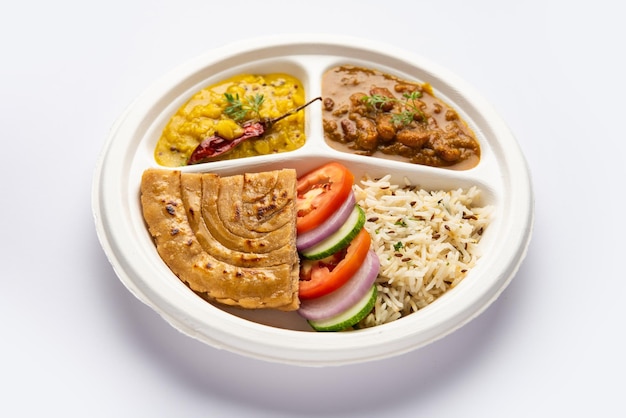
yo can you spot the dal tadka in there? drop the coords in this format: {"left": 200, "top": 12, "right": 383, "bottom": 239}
{"left": 140, "top": 168, "right": 300, "bottom": 310}
{"left": 322, "top": 66, "right": 480, "bottom": 169}
{"left": 155, "top": 73, "right": 307, "bottom": 167}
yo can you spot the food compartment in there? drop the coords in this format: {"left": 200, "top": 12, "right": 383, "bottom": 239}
{"left": 319, "top": 64, "right": 483, "bottom": 171}
{"left": 137, "top": 57, "right": 322, "bottom": 169}
{"left": 136, "top": 153, "right": 500, "bottom": 332}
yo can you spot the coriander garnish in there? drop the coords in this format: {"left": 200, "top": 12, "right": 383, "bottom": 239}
{"left": 362, "top": 90, "right": 427, "bottom": 127}
{"left": 224, "top": 93, "right": 265, "bottom": 122}
{"left": 394, "top": 218, "right": 408, "bottom": 227}
{"left": 361, "top": 94, "right": 391, "bottom": 110}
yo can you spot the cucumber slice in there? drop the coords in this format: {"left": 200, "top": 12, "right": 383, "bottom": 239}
{"left": 308, "top": 284, "right": 377, "bottom": 332}
{"left": 299, "top": 205, "right": 365, "bottom": 260}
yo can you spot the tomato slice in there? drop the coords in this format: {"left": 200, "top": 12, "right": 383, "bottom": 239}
{"left": 296, "top": 162, "right": 354, "bottom": 234}
{"left": 299, "top": 228, "right": 371, "bottom": 299}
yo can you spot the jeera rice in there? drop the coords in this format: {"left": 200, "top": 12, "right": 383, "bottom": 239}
{"left": 354, "top": 175, "right": 493, "bottom": 328}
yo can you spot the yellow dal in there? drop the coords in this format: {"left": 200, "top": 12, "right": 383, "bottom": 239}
{"left": 155, "top": 73, "right": 306, "bottom": 166}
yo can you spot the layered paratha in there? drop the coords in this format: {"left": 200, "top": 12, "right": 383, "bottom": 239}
{"left": 140, "top": 168, "right": 300, "bottom": 311}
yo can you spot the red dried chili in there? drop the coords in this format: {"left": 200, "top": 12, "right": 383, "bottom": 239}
{"left": 187, "top": 97, "right": 321, "bottom": 165}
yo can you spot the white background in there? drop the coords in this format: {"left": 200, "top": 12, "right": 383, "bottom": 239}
{"left": 2, "top": 1, "right": 624, "bottom": 417}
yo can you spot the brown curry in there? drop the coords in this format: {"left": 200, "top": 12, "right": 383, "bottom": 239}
{"left": 322, "top": 66, "right": 480, "bottom": 169}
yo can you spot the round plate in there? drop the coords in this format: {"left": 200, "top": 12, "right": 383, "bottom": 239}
{"left": 92, "top": 34, "right": 534, "bottom": 366}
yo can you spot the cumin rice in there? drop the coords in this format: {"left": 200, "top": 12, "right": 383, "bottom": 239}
{"left": 354, "top": 175, "right": 493, "bottom": 328}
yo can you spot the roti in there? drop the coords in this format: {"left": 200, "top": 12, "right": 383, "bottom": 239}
{"left": 140, "top": 168, "right": 300, "bottom": 310}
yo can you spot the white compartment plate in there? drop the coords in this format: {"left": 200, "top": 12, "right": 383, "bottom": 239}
{"left": 92, "top": 34, "right": 534, "bottom": 366}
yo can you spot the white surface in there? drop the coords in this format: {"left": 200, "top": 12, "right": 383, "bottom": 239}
{"left": 1, "top": 0, "right": 623, "bottom": 416}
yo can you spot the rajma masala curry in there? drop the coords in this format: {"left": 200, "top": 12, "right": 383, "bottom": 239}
{"left": 321, "top": 66, "right": 480, "bottom": 169}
